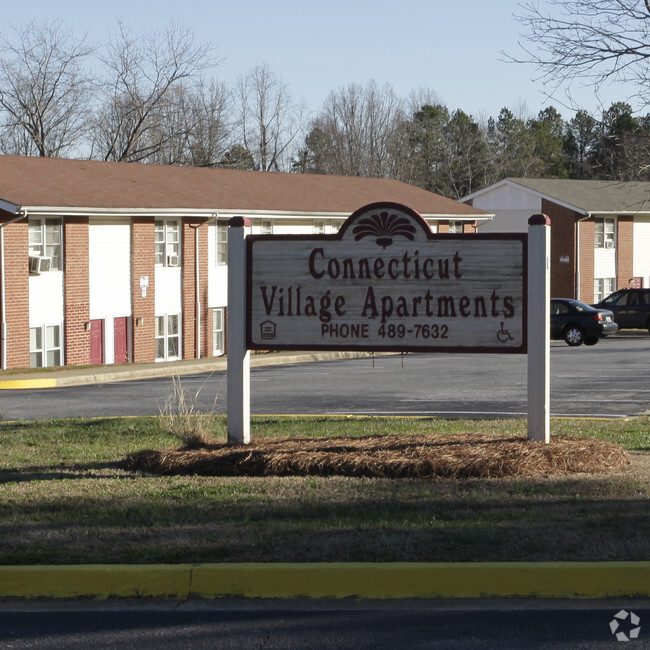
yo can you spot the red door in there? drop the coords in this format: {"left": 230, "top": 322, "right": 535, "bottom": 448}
{"left": 89, "top": 319, "right": 104, "bottom": 365}
{"left": 114, "top": 317, "right": 129, "bottom": 364}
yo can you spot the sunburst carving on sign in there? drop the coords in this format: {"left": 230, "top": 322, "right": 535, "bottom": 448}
{"left": 351, "top": 210, "right": 417, "bottom": 248}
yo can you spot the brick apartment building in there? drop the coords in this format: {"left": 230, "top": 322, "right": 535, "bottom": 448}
{"left": 0, "top": 155, "right": 488, "bottom": 370}
{"left": 463, "top": 178, "right": 650, "bottom": 302}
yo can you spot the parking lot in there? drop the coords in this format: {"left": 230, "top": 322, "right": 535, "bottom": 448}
{"left": 1, "top": 332, "right": 648, "bottom": 421}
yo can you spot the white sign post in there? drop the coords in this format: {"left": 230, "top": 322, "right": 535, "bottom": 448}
{"left": 527, "top": 214, "right": 551, "bottom": 443}
{"left": 227, "top": 217, "right": 251, "bottom": 445}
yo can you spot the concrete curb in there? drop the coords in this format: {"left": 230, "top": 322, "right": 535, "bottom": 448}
{"left": 1, "top": 562, "right": 649, "bottom": 600}
{"left": 0, "top": 351, "right": 383, "bottom": 390}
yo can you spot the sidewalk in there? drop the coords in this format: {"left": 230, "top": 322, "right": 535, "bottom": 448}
{"left": 0, "top": 350, "right": 380, "bottom": 390}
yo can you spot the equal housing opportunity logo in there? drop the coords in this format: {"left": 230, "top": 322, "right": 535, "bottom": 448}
{"left": 610, "top": 610, "right": 641, "bottom": 642}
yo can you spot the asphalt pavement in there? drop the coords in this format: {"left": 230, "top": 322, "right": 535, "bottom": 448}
{"left": 1, "top": 330, "right": 646, "bottom": 391}
{"left": 1, "top": 600, "right": 647, "bottom": 648}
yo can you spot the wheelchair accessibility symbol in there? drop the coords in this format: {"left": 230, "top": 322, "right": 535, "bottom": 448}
{"left": 497, "top": 321, "right": 513, "bottom": 343}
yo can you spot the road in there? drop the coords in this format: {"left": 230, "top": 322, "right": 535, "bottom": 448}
{"left": 1, "top": 335, "right": 649, "bottom": 421}
{"left": 0, "top": 601, "right": 646, "bottom": 648}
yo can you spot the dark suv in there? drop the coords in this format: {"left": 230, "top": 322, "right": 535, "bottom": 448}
{"left": 593, "top": 288, "right": 650, "bottom": 333}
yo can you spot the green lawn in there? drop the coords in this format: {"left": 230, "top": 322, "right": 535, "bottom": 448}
{"left": 0, "top": 415, "right": 648, "bottom": 564}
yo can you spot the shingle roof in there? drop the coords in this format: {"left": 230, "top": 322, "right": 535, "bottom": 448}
{"left": 507, "top": 177, "right": 650, "bottom": 215}
{"left": 0, "top": 155, "right": 486, "bottom": 218}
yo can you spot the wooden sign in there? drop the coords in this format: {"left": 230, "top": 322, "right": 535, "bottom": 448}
{"left": 247, "top": 202, "right": 527, "bottom": 353}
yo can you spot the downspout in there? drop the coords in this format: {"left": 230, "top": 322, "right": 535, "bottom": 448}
{"left": 575, "top": 213, "right": 591, "bottom": 301}
{"left": 0, "top": 211, "right": 29, "bottom": 370}
{"left": 189, "top": 223, "right": 201, "bottom": 359}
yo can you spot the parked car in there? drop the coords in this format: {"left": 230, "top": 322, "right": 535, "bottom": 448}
{"left": 551, "top": 298, "right": 618, "bottom": 346}
{"left": 593, "top": 288, "right": 650, "bottom": 333}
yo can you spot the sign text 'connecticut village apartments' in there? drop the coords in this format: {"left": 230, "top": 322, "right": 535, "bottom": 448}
{"left": 246, "top": 202, "right": 528, "bottom": 353}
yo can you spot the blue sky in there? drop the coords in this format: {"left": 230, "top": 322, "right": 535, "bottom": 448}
{"left": 1, "top": 0, "right": 628, "bottom": 121}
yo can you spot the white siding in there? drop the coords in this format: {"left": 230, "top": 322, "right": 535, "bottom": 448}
{"left": 89, "top": 220, "right": 132, "bottom": 317}
{"left": 155, "top": 266, "right": 182, "bottom": 315}
{"left": 478, "top": 209, "right": 537, "bottom": 233}
{"left": 634, "top": 218, "right": 650, "bottom": 286}
{"left": 471, "top": 185, "right": 542, "bottom": 233}
{"left": 208, "top": 221, "right": 228, "bottom": 308}
{"left": 29, "top": 272, "right": 64, "bottom": 327}
{"left": 89, "top": 219, "right": 132, "bottom": 364}
{"left": 473, "top": 184, "right": 541, "bottom": 210}
{"left": 594, "top": 248, "right": 616, "bottom": 278}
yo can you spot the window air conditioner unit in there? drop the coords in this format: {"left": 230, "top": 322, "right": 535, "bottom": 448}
{"left": 605, "top": 240, "right": 615, "bottom": 249}
{"left": 167, "top": 254, "right": 179, "bottom": 267}
{"left": 29, "top": 256, "right": 51, "bottom": 275}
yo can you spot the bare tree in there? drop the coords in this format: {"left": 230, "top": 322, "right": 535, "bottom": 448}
{"left": 235, "top": 63, "right": 307, "bottom": 171}
{"left": 184, "top": 79, "right": 234, "bottom": 167}
{"left": 93, "top": 22, "right": 218, "bottom": 163}
{"left": 314, "top": 83, "right": 368, "bottom": 175}
{"left": 305, "top": 80, "right": 404, "bottom": 177}
{"left": 146, "top": 79, "right": 234, "bottom": 167}
{"left": 511, "top": 0, "right": 650, "bottom": 110}
{"left": 0, "top": 19, "right": 95, "bottom": 157}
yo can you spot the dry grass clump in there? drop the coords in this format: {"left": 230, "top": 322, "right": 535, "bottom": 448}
{"left": 158, "top": 375, "right": 220, "bottom": 449}
{"left": 126, "top": 433, "right": 630, "bottom": 479}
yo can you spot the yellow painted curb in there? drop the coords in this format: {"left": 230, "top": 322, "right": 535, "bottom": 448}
{"left": 0, "top": 378, "right": 57, "bottom": 389}
{"left": 190, "top": 562, "right": 650, "bottom": 599}
{"left": 0, "top": 565, "right": 192, "bottom": 599}
{"left": 0, "top": 562, "right": 649, "bottom": 599}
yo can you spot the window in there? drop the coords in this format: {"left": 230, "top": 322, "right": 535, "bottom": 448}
{"left": 213, "top": 308, "right": 225, "bottom": 356}
{"left": 313, "top": 219, "right": 333, "bottom": 235}
{"left": 594, "top": 218, "right": 615, "bottom": 249}
{"left": 28, "top": 219, "right": 62, "bottom": 270}
{"left": 448, "top": 221, "right": 464, "bottom": 234}
{"left": 253, "top": 219, "right": 273, "bottom": 235}
{"left": 30, "top": 324, "right": 62, "bottom": 368}
{"left": 216, "top": 221, "right": 228, "bottom": 265}
{"left": 594, "top": 278, "right": 616, "bottom": 303}
{"left": 155, "top": 220, "right": 181, "bottom": 266}
{"left": 155, "top": 314, "right": 181, "bottom": 361}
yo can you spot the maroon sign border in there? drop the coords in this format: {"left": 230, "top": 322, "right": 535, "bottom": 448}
{"left": 245, "top": 202, "right": 528, "bottom": 354}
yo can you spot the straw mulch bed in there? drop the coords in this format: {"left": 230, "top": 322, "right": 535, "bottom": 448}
{"left": 126, "top": 433, "right": 630, "bottom": 479}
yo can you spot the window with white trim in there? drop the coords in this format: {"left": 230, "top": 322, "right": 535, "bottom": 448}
{"left": 314, "top": 219, "right": 334, "bottom": 235}
{"left": 28, "top": 218, "right": 62, "bottom": 271}
{"left": 155, "top": 220, "right": 181, "bottom": 266}
{"left": 594, "top": 277, "right": 616, "bottom": 302}
{"left": 155, "top": 314, "right": 181, "bottom": 361}
{"left": 594, "top": 218, "right": 615, "bottom": 249}
{"left": 252, "top": 219, "right": 273, "bottom": 235}
{"left": 216, "top": 221, "right": 228, "bottom": 265}
{"left": 448, "top": 221, "right": 463, "bottom": 234}
{"left": 30, "top": 324, "right": 63, "bottom": 368}
{"left": 213, "top": 308, "right": 225, "bottom": 356}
